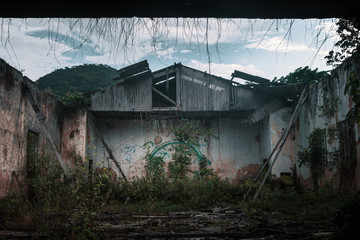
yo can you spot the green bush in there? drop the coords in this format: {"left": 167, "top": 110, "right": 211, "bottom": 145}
{"left": 245, "top": 182, "right": 347, "bottom": 221}
{"left": 110, "top": 175, "right": 247, "bottom": 213}
{"left": 60, "top": 91, "right": 90, "bottom": 116}
{"left": 6, "top": 152, "right": 111, "bottom": 239}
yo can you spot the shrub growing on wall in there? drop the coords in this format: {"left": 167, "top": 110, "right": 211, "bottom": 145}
{"left": 169, "top": 119, "right": 214, "bottom": 180}
{"left": 298, "top": 128, "right": 327, "bottom": 189}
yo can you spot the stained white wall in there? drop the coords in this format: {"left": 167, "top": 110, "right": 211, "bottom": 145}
{"left": 89, "top": 117, "right": 262, "bottom": 181}
{"left": 269, "top": 107, "right": 296, "bottom": 177}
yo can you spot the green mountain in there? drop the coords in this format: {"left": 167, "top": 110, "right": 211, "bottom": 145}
{"left": 36, "top": 64, "right": 119, "bottom": 97}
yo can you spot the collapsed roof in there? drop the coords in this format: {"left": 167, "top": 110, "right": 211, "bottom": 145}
{"left": 90, "top": 60, "right": 305, "bottom": 123}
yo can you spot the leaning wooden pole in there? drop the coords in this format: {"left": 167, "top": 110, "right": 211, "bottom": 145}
{"left": 253, "top": 86, "right": 308, "bottom": 200}
{"left": 243, "top": 129, "right": 287, "bottom": 200}
{"left": 22, "top": 81, "right": 70, "bottom": 175}
{"left": 88, "top": 112, "right": 128, "bottom": 182}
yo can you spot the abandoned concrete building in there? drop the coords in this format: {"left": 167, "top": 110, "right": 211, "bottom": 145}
{"left": 1, "top": 55, "right": 360, "bottom": 198}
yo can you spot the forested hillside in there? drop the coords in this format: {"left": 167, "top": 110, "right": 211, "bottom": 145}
{"left": 36, "top": 64, "right": 119, "bottom": 97}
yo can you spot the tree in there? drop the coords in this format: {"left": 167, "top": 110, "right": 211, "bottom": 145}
{"left": 272, "top": 66, "right": 329, "bottom": 85}
{"left": 325, "top": 18, "right": 360, "bottom": 124}
{"left": 325, "top": 18, "right": 360, "bottom": 66}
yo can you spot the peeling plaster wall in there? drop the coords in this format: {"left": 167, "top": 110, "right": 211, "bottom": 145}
{"left": 90, "top": 117, "right": 262, "bottom": 182}
{"left": 270, "top": 107, "right": 296, "bottom": 177}
{"left": 0, "top": 58, "right": 61, "bottom": 198}
{"left": 296, "top": 57, "right": 360, "bottom": 191}
{"left": 61, "top": 111, "right": 88, "bottom": 166}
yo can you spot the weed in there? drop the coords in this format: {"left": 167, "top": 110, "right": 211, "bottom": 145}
{"left": 244, "top": 184, "right": 347, "bottom": 221}
{"left": 169, "top": 119, "right": 216, "bottom": 180}
{"left": 4, "top": 151, "right": 111, "bottom": 239}
{"left": 60, "top": 91, "right": 90, "bottom": 117}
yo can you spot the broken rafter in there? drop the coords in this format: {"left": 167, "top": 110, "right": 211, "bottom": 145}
{"left": 153, "top": 70, "right": 176, "bottom": 80}
{"left": 231, "top": 70, "right": 271, "bottom": 84}
{"left": 256, "top": 82, "right": 306, "bottom": 99}
{"left": 116, "top": 60, "right": 150, "bottom": 80}
{"left": 152, "top": 87, "right": 176, "bottom": 105}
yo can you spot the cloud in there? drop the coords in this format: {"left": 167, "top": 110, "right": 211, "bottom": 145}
{"left": 245, "top": 36, "right": 314, "bottom": 53}
{"left": 154, "top": 47, "right": 175, "bottom": 60}
{"left": 0, "top": 18, "right": 161, "bottom": 79}
{"left": 243, "top": 19, "right": 338, "bottom": 59}
{"left": 180, "top": 49, "right": 192, "bottom": 54}
{"left": 84, "top": 43, "right": 151, "bottom": 67}
{"left": 142, "top": 18, "right": 250, "bottom": 47}
{"left": 187, "top": 60, "right": 266, "bottom": 82}
{"left": 0, "top": 20, "right": 76, "bottom": 80}
{"left": 0, "top": 18, "right": 338, "bottom": 81}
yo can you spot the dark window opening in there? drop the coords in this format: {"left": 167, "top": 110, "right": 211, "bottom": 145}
{"left": 338, "top": 120, "right": 357, "bottom": 163}
{"left": 320, "top": 132, "right": 328, "bottom": 167}
{"left": 337, "top": 120, "right": 357, "bottom": 183}
{"left": 336, "top": 120, "right": 357, "bottom": 191}
{"left": 27, "top": 130, "right": 39, "bottom": 153}
{"left": 152, "top": 72, "right": 177, "bottom": 108}
{"left": 26, "top": 130, "right": 39, "bottom": 183}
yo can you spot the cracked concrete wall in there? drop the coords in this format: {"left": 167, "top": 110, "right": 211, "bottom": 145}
{"left": 0, "top": 59, "right": 89, "bottom": 198}
{"left": 0, "top": 58, "right": 61, "bottom": 198}
{"left": 61, "top": 110, "right": 88, "bottom": 167}
{"left": 295, "top": 57, "right": 360, "bottom": 191}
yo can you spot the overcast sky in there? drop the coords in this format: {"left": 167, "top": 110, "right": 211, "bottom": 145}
{"left": 0, "top": 18, "right": 338, "bottom": 82}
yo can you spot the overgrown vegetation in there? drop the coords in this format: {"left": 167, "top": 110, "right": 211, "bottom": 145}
{"left": 246, "top": 183, "right": 348, "bottom": 221}
{"left": 0, "top": 119, "right": 357, "bottom": 239}
{"left": 343, "top": 54, "right": 360, "bottom": 125}
{"left": 107, "top": 120, "right": 352, "bottom": 222}
{"left": 326, "top": 18, "right": 360, "bottom": 66}
{"left": 298, "top": 128, "right": 331, "bottom": 190}
{"left": 111, "top": 119, "right": 237, "bottom": 213}
{"left": 0, "top": 150, "right": 111, "bottom": 239}
{"left": 272, "top": 66, "right": 329, "bottom": 85}
{"left": 168, "top": 119, "right": 215, "bottom": 180}
{"left": 298, "top": 124, "right": 357, "bottom": 192}
{"left": 59, "top": 91, "right": 90, "bottom": 116}
{"left": 318, "top": 93, "right": 339, "bottom": 118}
{"left": 326, "top": 18, "right": 360, "bottom": 124}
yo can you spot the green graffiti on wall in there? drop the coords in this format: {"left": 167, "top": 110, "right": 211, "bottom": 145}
{"left": 149, "top": 141, "right": 211, "bottom": 165}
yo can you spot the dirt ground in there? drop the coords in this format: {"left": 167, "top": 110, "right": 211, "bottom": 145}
{"left": 0, "top": 208, "right": 337, "bottom": 239}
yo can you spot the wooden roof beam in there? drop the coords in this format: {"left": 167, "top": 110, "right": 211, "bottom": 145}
{"left": 231, "top": 70, "right": 271, "bottom": 85}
